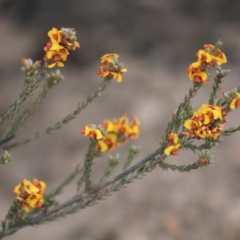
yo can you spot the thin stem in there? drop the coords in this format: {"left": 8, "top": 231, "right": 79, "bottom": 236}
{"left": 3, "top": 79, "right": 111, "bottom": 150}
{"left": 0, "top": 70, "right": 46, "bottom": 127}
{"left": 0, "top": 148, "right": 162, "bottom": 238}
{"left": 82, "top": 140, "right": 97, "bottom": 191}
{"left": 4, "top": 84, "right": 51, "bottom": 139}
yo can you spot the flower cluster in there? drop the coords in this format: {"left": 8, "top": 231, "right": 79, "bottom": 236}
{"left": 81, "top": 114, "right": 140, "bottom": 153}
{"left": 97, "top": 54, "right": 127, "bottom": 82}
{"left": 164, "top": 133, "right": 181, "bottom": 156}
{"left": 43, "top": 28, "right": 80, "bottom": 68}
{"left": 187, "top": 44, "right": 227, "bottom": 83}
{"left": 183, "top": 104, "right": 227, "bottom": 140}
{"left": 97, "top": 114, "right": 140, "bottom": 153}
{"left": 13, "top": 179, "right": 46, "bottom": 212}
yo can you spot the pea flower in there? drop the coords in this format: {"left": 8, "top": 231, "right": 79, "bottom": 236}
{"left": 80, "top": 125, "right": 103, "bottom": 140}
{"left": 81, "top": 115, "right": 140, "bottom": 153}
{"left": 164, "top": 133, "right": 181, "bottom": 156}
{"left": 13, "top": 179, "right": 46, "bottom": 212}
{"left": 187, "top": 42, "right": 227, "bottom": 84}
{"left": 97, "top": 114, "right": 140, "bottom": 153}
{"left": 43, "top": 27, "right": 80, "bottom": 68}
{"left": 97, "top": 53, "right": 127, "bottom": 83}
{"left": 203, "top": 44, "right": 227, "bottom": 65}
{"left": 230, "top": 92, "right": 240, "bottom": 110}
{"left": 183, "top": 104, "right": 226, "bottom": 140}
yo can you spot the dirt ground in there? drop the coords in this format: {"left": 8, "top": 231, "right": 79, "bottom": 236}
{"left": 1, "top": 1, "right": 240, "bottom": 240}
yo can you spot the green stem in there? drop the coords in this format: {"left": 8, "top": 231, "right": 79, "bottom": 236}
{"left": 3, "top": 79, "right": 111, "bottom": 150}
{"left": 0, "top": 148, "right": 162, "bottom": 238}
{"left": 4, "top": 84, "right": 50, "bottom": 139}
{"left": 82, "top": 139, "right": 98, "bottom": 192}
{"left": 159, "top": 160, "right": 209, "bottom": 172}
{"left": 0, "top": 70, "right": 46, "bottom": 127}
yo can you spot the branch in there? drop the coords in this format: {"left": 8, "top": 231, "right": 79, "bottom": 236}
{"left": 0, "top": 148, "right": 162, "bottom": 238}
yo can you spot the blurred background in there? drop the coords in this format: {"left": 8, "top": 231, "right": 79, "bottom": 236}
{"left": 1, "top": 0, "right": 240, "bottom": 239}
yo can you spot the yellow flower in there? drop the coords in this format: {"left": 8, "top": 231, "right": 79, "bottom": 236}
{"left": 187, "top": 43, "right": 227, "bottom": 84}
{"left": 212, "top": 50, "right": 227, "bottom": 65}
{"left": 112, "top": 68, "right": 128, "bottom": 83}
{"left": 13, "top": 179, "right": 46, "bottom": 212}
{"left": 116, "top": 114, "right": 128, "bottom": 125}
{"left": 96, "top": 133, "right": 118, "bottom": 153}
{"left": 14, "top": 179, "right": 38, "bottom": 196}
{"left": 45, "top": 48, "right": 69, "bottom": 68}
{"left": 67, "top": 41, "right": 80, "bottom": 50}
{"left": 183, "top": 104, "right": 225, "bottom": 140}
{"left": 187, "top": 61, "right": 209, "bottom": 83}
{"left": 47, "top": 48, "right": 69, "bottom": 61}
{"left": 191, "top": 71, "right": 208, "bottom": 83}
{"left": 184, "top": 119, "right": 193, "bottom": 130}
{"left": 167, "top": 133, "right": 179, "bottom": 145}
{"left": 164, "top": 144, "right": 181, "bottom": 156}
{"left": 128, "top": 117, "right": 140, "bottom": 139}
{"left": 96, "top": 140, "right": 109, "bottom": 153}
{"left": 210, "top": 124, "right": 224, "bottom": 140}
{"left": 101, "top": 53, "right": 119, "bottom": 63}
{"left": 197, "top": 50, "right": 213, "bottom": 63}
{"left": 47, "top": 61, "right": 64, "bottom": 69}
{"left": 187, "top": 61, "right": 202, "bottom": 79}
{"left": 32, "top": 178, "right": 46, "bottom": 195}
{"left": 201, "top": 104, "right": 223, "bottom": 120}
{"left": 98, "top": 54, "right": 127, "bottom": 82}
{"left": 50, "top": 42, "right": 65, "bottom": 51}
{"left": 164, "top": 133, "right": 181, "bottom": 156}
{"left": 48, "top": 27, "right": 62, "bottom": 43}
{"left": 81, "top": 125, "right": 103, "bottom": 140}
{"left": 102, "top": 120, "right": 114, "bottom": 132}
{"left": 230, "top": 93, "right": 240, "bottom": 110}
{"left": 43, "top": 27, "right": 80, "bottom": 68}
{"left": 203, "top": 44, "right": 227, "bottom": 65}
{"left": 91, "top": 114, "right": 139, "bottom": 153}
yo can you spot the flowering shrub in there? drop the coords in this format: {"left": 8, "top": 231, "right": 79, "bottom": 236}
{"left": 0, "top": 28, "right": 237, "bottom": 239}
